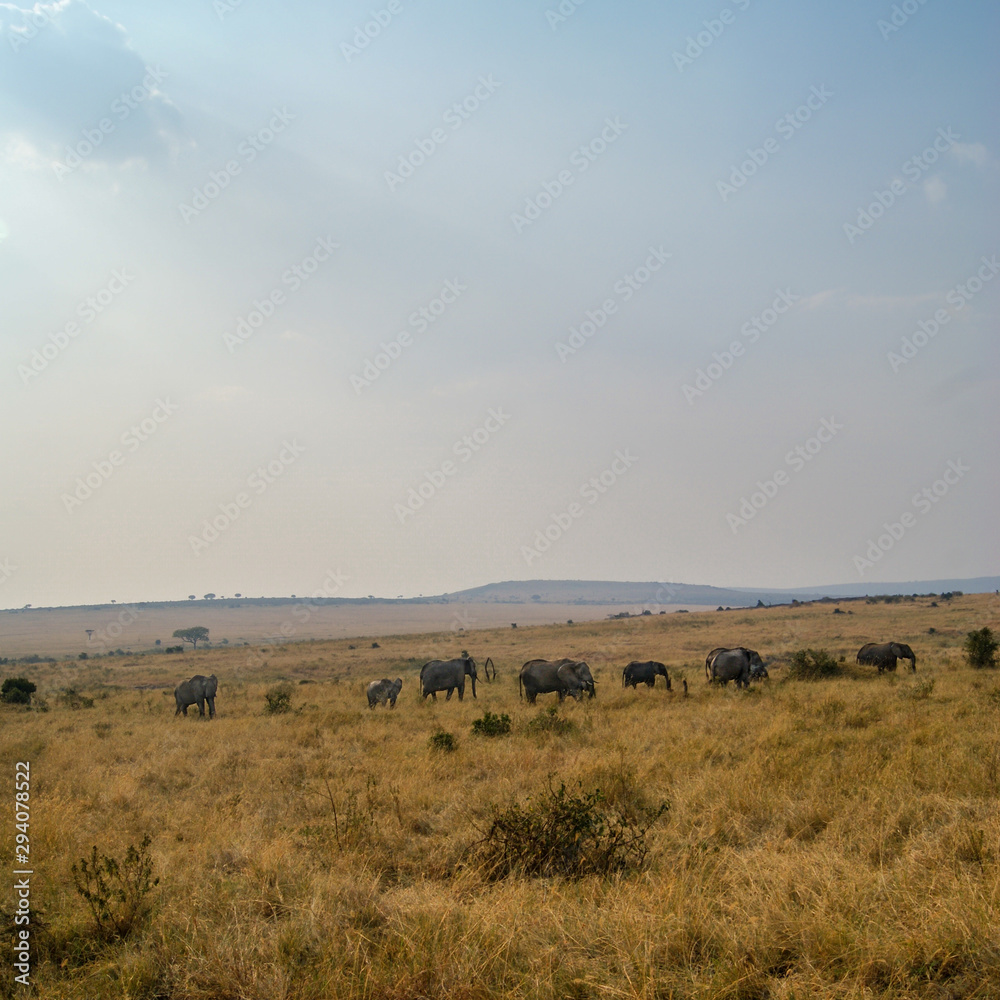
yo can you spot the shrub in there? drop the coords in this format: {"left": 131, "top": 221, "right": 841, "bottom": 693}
{"left": 787, "top": 648, "right": 841, "bottom": 680}
{"left": 71, "top": 835, "right": 159, "bottom": 941}
{"left": 471, "top": 711, "right": 511, "bottom": 737}
{"left": 429, "top": 730, "right": 457, "bottom": 753}
{"left": 1, "top": 677, "right": 36, "bottom": 705}
{"left": 473, "top": 780, "right": 667, "bottom": 880}
{"left": 965, "top": 628, "right": 998, "bottom": 669}
{"left": 59, "top": 688, "right": 95, "bottom": 710}
{"left": 264, "top": 685, "right": 293, "bottom": 714}
{"left": 526, "top": 705, "right": 577, "bottom": 736}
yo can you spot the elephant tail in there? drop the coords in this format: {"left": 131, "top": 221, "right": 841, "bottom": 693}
{"left": 518, "top": 672, "right": 523, "bottom": 700}
{"left": 622, "top": 667, "right": 627, "bottom": 687}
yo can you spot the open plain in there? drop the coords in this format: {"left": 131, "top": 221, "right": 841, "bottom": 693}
{"left": 2, "top": 592, "right": 999, "bottom": 998}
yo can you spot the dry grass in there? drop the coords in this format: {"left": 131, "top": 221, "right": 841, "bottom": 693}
{"left": 2, "top": 593, "right": 999, "bottom": 998}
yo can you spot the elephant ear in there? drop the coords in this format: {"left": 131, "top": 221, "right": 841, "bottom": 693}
{"left": 556, "top": 662, "right": 577, "bottom": 683}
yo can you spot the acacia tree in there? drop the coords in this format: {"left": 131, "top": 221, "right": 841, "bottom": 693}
{"left": 173, "top": 626, "right": 209, "bottom": 649}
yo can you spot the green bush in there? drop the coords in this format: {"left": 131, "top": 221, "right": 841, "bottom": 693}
{"left": 71, "top": 835, "right": 159, "bottom": 941}
{"left": 1, "top": 677, "right": 36, "bottom": 705}
{"left": 264, "top": 685, "right": 293, "bottom": 714}
{"left": 429, "top": 730, "right": 457, "bottom": 753}
{"left": 965, "top": 627, "right": 998, "bottom": 669}
{"left": 471, "top": 711, "right": 511, "bottom": 737}
{"left": 473, "top": 781, "right": 667, "bottom": 880}
{"left": 787, "top": 648, "right": 841, "bottom": 680}
{"left": 526, "top": 705, "right": 577, "bottom": 736}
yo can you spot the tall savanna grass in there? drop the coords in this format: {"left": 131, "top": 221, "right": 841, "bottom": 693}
{"left": 2, "top": 593, "right": 999, "bottom": 998}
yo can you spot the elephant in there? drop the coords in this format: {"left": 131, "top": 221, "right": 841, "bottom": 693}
{"left": 622, "top": 661, "right": 672, "bottom": 690}
{"left": 174, "top": 674, "right": 218, "bottom": 718}
{"left": 857, "top": 642, "right": 916, "bottom": 673}
{"left": 367, "top": 677, "right": 402, "bottom": 708}
{"left": 420, "top": 657, "right": 478, "bottom": 701}
{"left": 519, "top": 659, "right": 595, "bottom": 704}
{"left": 706, "top": 648, "right": 767, "bottom": 688}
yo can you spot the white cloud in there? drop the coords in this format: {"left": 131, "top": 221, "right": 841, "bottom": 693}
{"left": 950, "top": 142, "right": 989, "bottom": 167}
{"left": 923, "top": 176, "right": 947, "bottom": 204}
{"left": 0, "top": 0, "right": 184, "bottom": 167}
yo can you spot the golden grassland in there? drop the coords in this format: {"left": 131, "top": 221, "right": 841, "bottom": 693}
{"left": 3, "top": 593, "right": 1000, "bottom": 999}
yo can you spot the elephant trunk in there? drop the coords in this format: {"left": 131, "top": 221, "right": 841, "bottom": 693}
{"left": 470, "top": 674, "right": 477, "bottom": 699}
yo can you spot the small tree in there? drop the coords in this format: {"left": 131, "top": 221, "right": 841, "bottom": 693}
{"left": 965, "top": 627, "right": 998, "bottom": 669}
{"left": 173, "top": 626, "right": 209, "bottom": 649}
{"left": 2, "top": 677, "right": 36, "bottom": 705}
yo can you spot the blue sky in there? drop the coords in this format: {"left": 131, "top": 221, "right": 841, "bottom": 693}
{"left": 0, "top": 0, "right": 997, "bottom": 607}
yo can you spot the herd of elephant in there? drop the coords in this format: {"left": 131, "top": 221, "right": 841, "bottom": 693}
{"left": 171, "top": 641, "right": 917, "bottom": 718}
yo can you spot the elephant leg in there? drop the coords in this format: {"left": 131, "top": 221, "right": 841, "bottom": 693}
{"left": 196, "top": 699, "right": 205, "bottom": 717}
{"left": 208, "top": 698, "right": 215, "bottom": 719}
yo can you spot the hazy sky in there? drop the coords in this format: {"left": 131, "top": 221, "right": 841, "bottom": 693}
{"left": 1, "top": 0, "right": 997, "bottom": 608}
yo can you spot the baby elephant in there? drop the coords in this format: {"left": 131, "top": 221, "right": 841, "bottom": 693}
{"left": 367, "top": 677, "right": 402, "bottom": 709}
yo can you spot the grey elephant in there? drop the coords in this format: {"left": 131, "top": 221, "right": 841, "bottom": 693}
{"left": 857, "top": 642, "right": 916, "bottom": 673}
{"left": 622, "top": 660, "right": 671, "bottom": 690}
{"left": 367, "top": 677, "right": 402, "bottom": 708}
{"left": 420, "top": 657, "right": 478, "bottom": 701}
{"left": 519, "top": 659, "right": 595, "bottom": 704}
{"left": 706, "top": 648, "right": 767, "bottom": 688}
{"left": 174, "top": 674, "right": 218, "bottom": 718}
